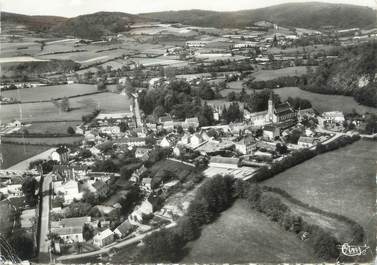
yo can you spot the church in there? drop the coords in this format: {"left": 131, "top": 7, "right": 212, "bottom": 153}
{"left": 245, "top": 94, "right": 296, "bottom": 126}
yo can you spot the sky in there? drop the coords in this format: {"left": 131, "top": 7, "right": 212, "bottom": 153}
{"left": 0, "top": 0, "right": 376, "bottom": 17}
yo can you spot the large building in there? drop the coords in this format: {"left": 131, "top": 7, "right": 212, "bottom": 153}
{"left": 246, "top": 93, "right": 296, "bottom": 126}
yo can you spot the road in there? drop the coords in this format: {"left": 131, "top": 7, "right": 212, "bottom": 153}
{"left": 56, "top": 222, "right": 176, "bottom": 261}
{"left": 38, "top": 173, "right": 53, "bottom": 255}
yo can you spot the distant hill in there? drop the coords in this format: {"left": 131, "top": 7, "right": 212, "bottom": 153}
{"left": 51, "top": 12, "right": 148, "bottom": 39}
{"left": 1, "top": 12, "right": 67, "bottom": 32}
{"left": 1, "top": 2, "right": 376, "bottom": 39}
{"left": 1, "top": 11, "right": 149, "bottom": 39}
{"left": 141, "top": 2, "right": 377, "bottom": 29}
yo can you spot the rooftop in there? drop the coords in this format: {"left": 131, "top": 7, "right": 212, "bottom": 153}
{"left": 209, "top": 156, "right": 239, "bottom": 165}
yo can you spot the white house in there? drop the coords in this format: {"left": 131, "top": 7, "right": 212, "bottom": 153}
{"left": 298, "top": 136, "right": 317, "bottom": 148}
{"left": 141, "top": 178, "right": 152, "bottom": 192}
{"left": 93, "top": 228, "right": 114, "bottom": 247}
{"left": 263, "top": 125, "right": 280, "bottom": 140}
{"left": 128, "top": 199, "right": 154, "bottom": 225}
{"left": 321, "top": 111, "right": 345, "bottom": 124}
{"left": 53, "top": 180, "right": 83, "bottom": 204}
{"left": 114, "top": 220, "right": 134, "bottom": 238}
{"left": 52, "top": 227, "right": 84, "bottom": 243}
{"left": 235, "top": 136, "right": 256, "bottom": 155}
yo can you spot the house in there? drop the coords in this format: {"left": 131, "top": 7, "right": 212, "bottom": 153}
{"left": 141, "top": 178, "right": 152, "bottom": 192}
{"left": 93, "top": 228, "right": 114, "bottom": 247}
{"left": 263, "top": 125, "right": 280, "bottom": 140}
{"left": 298, "top": 136, "right": 317, "bottom": 148}
{"left": 159, "top": 135, "right": 177, "bottom": 148}
{"left": 0, "top": 184, "right": 22, "bottom": 197}
{"left": 99, "top": 126, "right": 121, "bottom": 135}
{"left": 128, "top": 199, "right": 154, "bottom": 225}
{"left": 321, "top": 111, "right": 345, "bottom": 124}
{"left": 130, "top": 165, "right": 147, "bottom": 183}
{"left": 114, "top": 220, "right": 134, "bottom": 238}
{"left": 20, "top": 209, "right": 36, "bottom": 230}
{"left": 115, "top": 137, "right": 146, "bottom": 147}
{"left": 208, "top": 156, "right": 239, "bottom": 169}
{"left": 92, "top": 180, "right": 109, "bottom": 197}
{"left": 52, "top": 227, "right": 84, "bottom": 243}
{"left": 179, "top": 133, "right": 205, "bottom": 148}
{"left": 235, "top": 136, "right": 256, "bottom": 155}
{"left": 60, "top": 217, "right": 91, "bottom": 228}
{"left": 135, "top": 148, "right": 151, "bottom": 160}
{"left": 159, "top": 115, "right": 174, "bottom": 131}
{"left": 89, "top": 146, "right": 101, "bottom": 156}
{"left": 183, "top": 117, "right": 200, "bottom": 130}
{"left": 162, "top": 180, "right": 180, "bottom": 193}
{"left": 53, "top": 180, "right": 83, "bottom": 204}
{"left": 190, "top": 133, "right": 204, "bottom": 147}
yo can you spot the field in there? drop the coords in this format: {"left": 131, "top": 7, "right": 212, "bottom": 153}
{"left": 0, "top": 92, "right": 132, "bottom": 123}
{"left": 268, "top": 44, "right": 337, "bottom": 55}
{"left": 275, "top": 86, "right": 377, "bottom": 114}
{"left": 2, "top": 136, "right": 83, "bottom": 146}
{"left": 251, "top": 66, "right": 310, "bottom": 81}
{"left": 182, "top": 199, "right": 317, "bottom": 263}
{"left": 26, "top": 121, "right": 81, "bottom": 134}
{"left": 0, "top": 143, "right": 49, "bottom": 169}
{"left": 1, "top": 84, "right": 97, "bottom": 102}
{"left": 263, "top": 140, "right": 377, "bottom": 250}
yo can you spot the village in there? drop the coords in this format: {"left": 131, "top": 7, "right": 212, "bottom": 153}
{"left": 0, "top": 84, "right": 361, "bottom": 261}
{"left": 0, "top": 5, "right": 376, "bottom": 263}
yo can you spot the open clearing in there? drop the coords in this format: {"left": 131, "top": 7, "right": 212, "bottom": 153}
{"left": 0, "top": 92, "right": 132, "bottom": 123}
{"left": 0, "top": 143, "right": 49, "bottom": 169}
{"left": 275, "top": 86, "right": 377, "bottom": 114}
{"left": 26, "top": 121, "right": 81, "bottom": 134}
{"left": 182, "top": 199, "right": 317, "bottom": 263}
{"left": 1, "top": 84, "right": 97, "bottom": 102}
{"left": 2, "top": 136, "right": 83, "bottom": 146}
{"left": 251, "top": 66, "right": 309, "bottom": 81}
{"left": 263, "top": 140, "right": 377, "bottom": 250}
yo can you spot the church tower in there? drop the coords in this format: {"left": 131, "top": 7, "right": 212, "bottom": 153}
{"left": 267, "top": 92, "right": 274, "bottom": 122}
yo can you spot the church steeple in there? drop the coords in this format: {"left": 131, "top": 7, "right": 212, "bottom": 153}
{"left": 267, "top": 91, "right": 274, "bottom": 122}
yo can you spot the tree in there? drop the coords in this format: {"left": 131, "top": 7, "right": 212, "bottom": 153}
{"left": 175, "top": 215, "right": 200, "bottom": 242}
{"left": 83, "top": 224, "right": 94, "bottom": 241}
{"left": 8, "top": 229, "right": 35, "bottom": 260}
{"left": 97, "top": 81, "right": 107, "bottom": 91}
{"left": 141, "top": 229, "right": 185, "bottom": 262}
{"left": 276, "top": 143, "right": 288, "bottom": 154}
{"left": 120, "top": 185, "right": 142, "bottom": 215}
{"left": 66, "top": 202, "right": 92, "bottom": 218}
{"left": 67, "top": 126, "right": 75, "bottom": 135}
{"left": 21, "top": 176, "right": 38, "bottom": 206}
{"left": 60, "top": 97, "right": 71, "bottom": 112}
{"left": 119, "top": 121, "right": 128, "bottom": 133}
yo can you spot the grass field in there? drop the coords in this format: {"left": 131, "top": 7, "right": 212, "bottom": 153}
{"left": 2, "top": 136, "right": 83, "bottom": 146}
{"left": 268, "top": 44, "right": 336, "bottom": 55}
{"left": 26, "top": 121, "right": 81, "bottom": 134}
{"left": 275, "top": 86, "right": 377, "bottom": 114}
{"left": 182, "top": 199, "right": 317, "bottom": 263}
{"left": 263, "top": 140, "right": 377, "bottom": 250}
{"left": 0, "top": 92, "right": 132, "bottom": 123}
{"left": 0, "top": 143, "right": 49, "bottom": 169}
{"left": 1, "top": 84, "right": 97, "bottom": 102}
{"left": 251, "top": 66, "right": 310, "bottom": 81}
